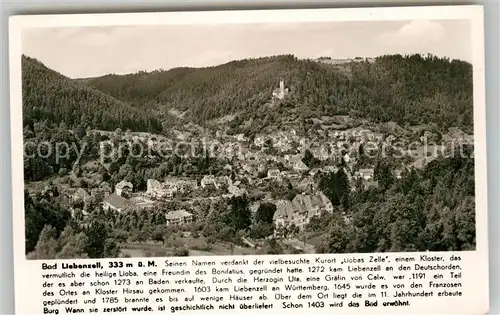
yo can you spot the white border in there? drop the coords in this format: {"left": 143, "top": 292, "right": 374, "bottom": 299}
{"left": 9, "top": 6, "right": 488, "bottom": 314}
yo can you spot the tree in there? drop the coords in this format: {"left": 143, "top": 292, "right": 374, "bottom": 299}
{"left": 223, "top": 195, "right": 252, "bottom": 235}
{"left": 24, "top": 191, "right": 72, "bottom": 253}
{"left": 103, "top": 239, "right": 120, "bottom": 258}
{"left": 302, "top": 149, "right": 317, "bottom": 168}
{"left": 318, "top": 169, "right": 350, "bottom": 206}
{"left": 86, "top": 221, "right": 108, "bottom": 258}
{"left": 57, "top": 225, "right": 75, "bottom": 251}
{"left": 254, "top": 202, "right": 276, "bottom": 224}
{"left": 57, "top": 232, "right": 89, "bottom": 259}
{"left": 30, "top": 225, "right": 58, "bottom": 259}
{"left": 374, "top": 161, "right": 395, "bottom": 190}
{"left": 316, "top": 214, "right": 353, "bottom": 253}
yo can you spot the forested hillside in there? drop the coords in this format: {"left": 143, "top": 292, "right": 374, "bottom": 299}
{"left": 86, "top": 54, "right": 473, "bottom": 132}
{"left": 22, "top": 55, "right": 162, "bottom": 133}
{"left": 311, "top": 145, "right": 476, "bottom": 253}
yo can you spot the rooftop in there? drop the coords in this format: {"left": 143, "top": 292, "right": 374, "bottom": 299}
{"left": 104, "top": 193, "right": 133, "bottom": 210}
{"left": 165, "top": 210, "right": 193, "bottom": 220}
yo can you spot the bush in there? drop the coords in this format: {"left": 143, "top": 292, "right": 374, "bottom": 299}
{"left": 173, "top": 248, "right": 189, "bottom": 257}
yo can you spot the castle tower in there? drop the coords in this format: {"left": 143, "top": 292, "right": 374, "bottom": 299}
{"left": 272, "top": 78, "right": 288, "bottom": 100}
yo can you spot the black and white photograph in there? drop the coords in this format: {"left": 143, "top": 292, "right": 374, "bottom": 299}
{"left": 20, "top": 16, "right": 478, "bottom": 259}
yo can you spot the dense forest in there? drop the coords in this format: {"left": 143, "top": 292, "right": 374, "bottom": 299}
{"left": 22, "top": 55, "right": 162, "bottom": 133}
{"left": 86, "top": 54, "right": 473, "bottom": 132}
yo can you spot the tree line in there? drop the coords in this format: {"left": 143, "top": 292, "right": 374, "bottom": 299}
{"left": 309, "top": 145, "right": 476, "bottom": 253}
{"left": 87, "top": 54, "right": 473, "bottom": 133}
{"left": 22, "top": 55, "right": 162, "bottom": 133}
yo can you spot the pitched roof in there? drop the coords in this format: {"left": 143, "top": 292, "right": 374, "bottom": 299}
{"left": 116, "top": 180, "right": 133, "bottom": 190}
{"left": 147, "top": 179, "right": 162, "bottom": 189}
{"left": 294, "top": 160, "right": 309, "bottom": 170}
{"left": 165, "top": 210, "right": 193, "bottom": 220}
{"left": 273, "top": 192, "right": 333, "bottom": 222}
{"left": 359, "top": 168, "right": 374, "bottom": 175}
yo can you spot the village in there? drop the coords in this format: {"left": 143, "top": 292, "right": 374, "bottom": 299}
{"left": 26, "top": 79, "right": 474, "bottom": 257}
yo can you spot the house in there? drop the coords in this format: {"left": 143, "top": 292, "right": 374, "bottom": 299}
{"left": 201, "top": 175, "right": 216, "bottom": 188}
{"left": 228, "top": 184, "right": 246, "bottom": 197}
{"left": 358, "top": 168, "right": 375, "bottom": 180}
{"left": 236, "top": 133, "right": 248, "bottom": 142}
{"left": 215, "top": 176, "right": 231, "bottom": 189}
{"left": 165, "top": 210, "right": 193, "bottom": 226}
{"left": 103, "top": 194, "right": 133, "bottom": 212}
{"left": 297, "top": 178, "right": 315, "bottom": 194}
{"left": 146, "top": 179, "right": 178, "bottom": 199}
{"left": 272, "top": 79, "right": 289, "bottom": 100}
{"left": 322, "top": 165, "right": 338, "bottom": 174}
{"left": 310, "top": 147, "right": 330, "bottom": 161}
{"left": 273, "top": 192, "right": 334, "bottom": 235}
{"left": 281, "top": 170, "right": 300, "bottom": 180}
{"left": 241, "top": 164, "right": 255, "bottom": 174}
{"left": 115, "top": 180, "right": 133, "bottom": 198}
{"left": 267, "top": 169, "right": 281, "bottom": 179}
{"left": 201, "top": 175, "right": 230, "bottom": 189}
{"left": 147, "top": 179, "right": 167, "bottom": 198}
{"left": 72, "top": 188, "right": 90, "bottom": 204}
{"left": 363, "top": 181, "right": 379, "bottom": 190}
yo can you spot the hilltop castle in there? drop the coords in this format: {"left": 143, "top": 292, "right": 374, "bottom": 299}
{"left": 272, "top": 79, "right": 289, "bottom": 100}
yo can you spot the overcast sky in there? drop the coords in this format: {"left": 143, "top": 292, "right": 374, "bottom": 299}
{"left": 22, "top": 19, "right": 471, "bottom": 79}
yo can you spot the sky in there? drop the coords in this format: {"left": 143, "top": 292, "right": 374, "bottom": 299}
{"left": 22, "top": 19, "right": 471, "bottom": 79}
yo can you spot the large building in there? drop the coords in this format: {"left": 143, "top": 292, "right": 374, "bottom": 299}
{"left": 165, "top": 210, "right": 193, "bottom": 226}
{"left": 147, "top": 179, "right": 175, "bottom": 199}
{"left": 147, "top": 178, "right": 198, "bottom": 199}
{"left": 273, "top": 192, "right": 334, "bottom": 237}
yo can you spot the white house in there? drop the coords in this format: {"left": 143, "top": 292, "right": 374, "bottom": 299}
{"left": 267, "top": 169, "right": 281, "bottom": 179}
{"left": 201, "top": 175, "right": 216, "bottom": 188}
{"left": 358, "top": 168, "right": 375, "bottom": 180}
{"left": 165, "top": 210, "right": 193, "bottom": 226}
